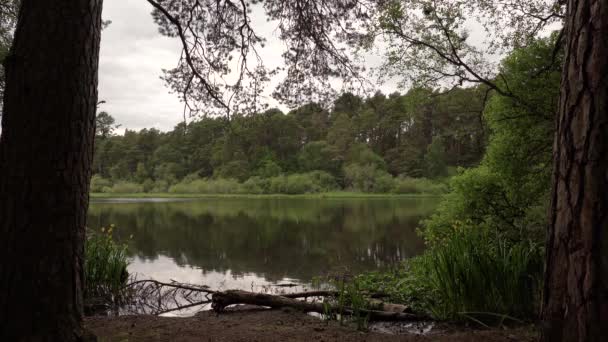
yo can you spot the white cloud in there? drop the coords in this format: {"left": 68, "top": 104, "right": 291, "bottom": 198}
{"left": 99, "top": 0, "right": 182, "bottom": 132}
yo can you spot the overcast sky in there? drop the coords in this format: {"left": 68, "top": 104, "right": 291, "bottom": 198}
{"left": 99, "top": 1, "right": 523, "bottom": 133}
{"left": 99, "top": 1, "right": 183, "bottom": 132}
{"left": 99, "top": 1, "right": 401, "bottom": 133}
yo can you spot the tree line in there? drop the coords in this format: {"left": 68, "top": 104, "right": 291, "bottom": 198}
{"left": 93, "top": 87, "right": 485, "bottom": 193}
{"left": 1, "top": 0, "right": 607, "bottom": 341}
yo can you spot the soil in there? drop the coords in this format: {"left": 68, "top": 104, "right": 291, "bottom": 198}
{"left": 85, "top": 306, "right": 538, "bottom": 341}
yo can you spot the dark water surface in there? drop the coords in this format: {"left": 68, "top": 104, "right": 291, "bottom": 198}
{"left": 88, "top": 197, "right": 438, "bottom": 291}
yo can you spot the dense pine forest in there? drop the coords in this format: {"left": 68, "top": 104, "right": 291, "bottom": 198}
{"left": 92, "top": 87, "right": 486, "bottom": 194}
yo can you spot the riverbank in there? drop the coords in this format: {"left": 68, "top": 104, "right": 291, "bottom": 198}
{"left": 85, "top": 308, "right": 537, "bottom": 342}
{"left": 90, "top": 192, "right": 442, "bottom": 199}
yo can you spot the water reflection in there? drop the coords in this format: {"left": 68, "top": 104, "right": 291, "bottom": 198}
{"left": 88, "top": 197, "right": 438, "bottom": 286}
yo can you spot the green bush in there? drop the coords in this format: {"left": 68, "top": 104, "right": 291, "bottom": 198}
{"left": 391, "top": 176, "right": 447, "bottom": 195}
{"left": 90, "top": 175, "right": 112, "bottom": 193}
{"left": 242, "top": 176, "right": 267, "bottom": 194}
{"left": 256, "top": 159, "right": 282, "bottom": 178}
{"left": 149, "top": 179, "right": 170, "bottom": 193}
{"left": 343, "top": 163, "right": 390, "bottom": 192}
{"left": 141, "top": 178, "right": 155, "bottom": 192}
{"left": 266, "top": 172, "right": 338, "bottom": 194}
{"left": 106, "top": 181, "right": 145, "bottom": 193}
{"left": 169, "top": 178, "right": 242, "bottom": 194}
{"left": 85, "top": 225, "right": 129, "bottom": 302}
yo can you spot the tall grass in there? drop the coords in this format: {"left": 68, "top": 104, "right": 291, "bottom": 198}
{"left": 415, "top": 228, "right": 543, "bottom": 323}
{"left": 84, "top": 225, "right": 129, "bottom": 304}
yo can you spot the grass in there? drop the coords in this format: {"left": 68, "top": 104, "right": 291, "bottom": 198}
{"left": 90, "top": 191, "right": 442, "bottom": 199}
{"left": 84, "top": 224, "right": 130, "bottom": 306}
{"left": 355, "top": 228, "right": 543, "bottom": 325}
{"left": 419, "top": 230, "right": 543, "bottom": 322}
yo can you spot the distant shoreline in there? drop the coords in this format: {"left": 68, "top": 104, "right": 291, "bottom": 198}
{"left": 89, "top": 192, "right": 442, "bottom": 199}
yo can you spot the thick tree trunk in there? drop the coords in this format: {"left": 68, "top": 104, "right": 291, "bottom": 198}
{"left": 541, "top": 0, "right": 608, "bottom": 341}
{"left": 0, "top": 1, "right": 102, "bottom": 341}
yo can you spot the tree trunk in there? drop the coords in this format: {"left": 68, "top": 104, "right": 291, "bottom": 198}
{"left": 541, "top": 0, "right": 608, "bottom": 341}
{"left": 0, "top": 1, "right": 102, "bottom": 341}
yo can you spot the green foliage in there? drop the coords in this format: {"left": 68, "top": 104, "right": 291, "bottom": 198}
{"left": 214, "top": 160, "right": 251, "bottom": 182}
{"left": 84, "top": 225, "right": 129, "bottom": 302}
{"left": 106, "top": 181, "right": 145, "bottom": 194}
{"left": 169, "top": 178, "right": 242, "bottom": 194}
{"left": 267, "top": 171, "right": 338, "bottom": 194}
{"left": 358, "top": 35, "right": 561, "bottom": 325}
{"left": 356, "top": 229, "right": 543, "bottom": 324}
{"left": 422, "top": 34, "right": 561, "bottom": 245}
{"left": 92, "top": 88, "right": 486, "bottom": 190}
{"left": 424, "top": 136, "right": 448, "bottom": 178}
{"left": 392, "top": 176, "right": 447, "bottom": 195}
{"left": 415, "top": 229, "right": 543, "bottom": 322}
{"left": 344, "top": 164, "right": 393, "bottom": 193}
{"left": 354, "top": 267, "right": 432, "bottom": 314}
{"left": 256, "top": 159, "right": 282, "bottom": 178}
{"left": 343, "top": 144, "right": 396, "bottom": 193}
{"left": 298, "top": 141, "right": 339, "bottom": 174}
{"left": 90, "top": 175, "right": 112, "bottom": 193}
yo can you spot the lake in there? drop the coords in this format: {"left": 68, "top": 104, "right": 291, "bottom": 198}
{"left": 88, "top": 197, "right": 438, "bottom": 292}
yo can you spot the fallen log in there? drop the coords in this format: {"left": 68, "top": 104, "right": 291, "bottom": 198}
{"left": 212, "top": 290, "right": 429, "bottom": 322}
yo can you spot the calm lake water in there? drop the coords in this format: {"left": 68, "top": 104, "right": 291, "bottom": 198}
{"left": 88, "top": 197, "right": 438, "bottom": 291}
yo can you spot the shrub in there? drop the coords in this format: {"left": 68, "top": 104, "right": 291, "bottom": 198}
{"left": 343, "top": 163, "right": 386, "bottom": 192}
{"left": 90, "top": 175, "right": 112, "bottom": 193}
{"left": 169, "top": 178, "right": 242, "bottom": 194}
{"left": 266, "top": 172, "right": 338, "bottom": 194}
{"left": 142, "top": 178, "right": 155, "bottom": 192}
{"left": 214, "top": 160, "right": 250, "bottom": 182}
{"left": 307, "top": 170, "right": 339, "bottom": 192}
{"left": 374, "top": 172, "right": 395, "bottom": 193}
{"left": 106, "top": 181, "right": 145, "bottom": 193}
{"left": 242, "top": 176, "right": 267, "bottom": 194}
{"left": 149, "top": 179, "right": 170, "bottom": 193}
{"left": 392, "top": 177, "right": 447, "bottom": 195}
{"left": 85, "top": 225, "right": 129, "bottom": 303}
{"left": 256, "top": 159, "right": 282, "bottom": 178}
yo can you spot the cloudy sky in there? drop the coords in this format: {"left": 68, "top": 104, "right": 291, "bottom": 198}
{"left": 99, "top": 1, "right": 183, "bottom": 132}
{"left": 99, "top": 1, "right": 523, "bottom": 133}
{"left": 99, "top": 1, "right": 397, "bottom": 133}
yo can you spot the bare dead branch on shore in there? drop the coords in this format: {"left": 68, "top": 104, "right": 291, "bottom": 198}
{"left": 121, "top": 279, "right": 427, "bottom": 322}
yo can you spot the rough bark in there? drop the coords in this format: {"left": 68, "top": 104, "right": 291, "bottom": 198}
{"left": 0, "top": 1, "right": 102, "bottom": 341}
{"left": 541, "top": 0, "right": 608, "bottom": 341}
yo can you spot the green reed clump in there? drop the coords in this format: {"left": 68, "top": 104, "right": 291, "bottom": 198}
{"left": 414, "top": 228, "right": 543, "bottom": 324}
{"left": 85, "top": 224, "right": 129, "bottom": 303}
{"left": 356, "top": 227, "right": 542, "bottom": 326}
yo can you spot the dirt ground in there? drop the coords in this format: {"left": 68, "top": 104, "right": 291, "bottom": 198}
{"left": 85, "top": 307, "right": 537, "bottom": 342}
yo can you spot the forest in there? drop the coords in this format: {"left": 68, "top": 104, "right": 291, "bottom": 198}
{"left": 90, "top": 33, "right": 560, "bottom": 323}
{"left": 92, "top": 87, "right": 485, "bottom": 194}
{"left": 1, "top": 0, "right": 607, "bottom": 341}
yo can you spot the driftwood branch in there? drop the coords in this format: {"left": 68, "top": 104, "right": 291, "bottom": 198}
{"left": 211, "top": 290, "right": 428, "bottom": 322}
{"left": 123, "top": 280, "right": 428, "bottom": 322}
